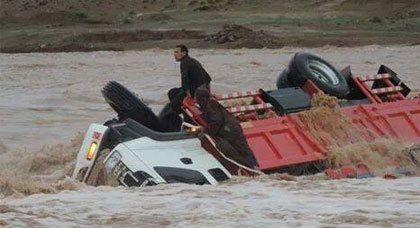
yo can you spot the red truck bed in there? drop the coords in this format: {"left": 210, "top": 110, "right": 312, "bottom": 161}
{"left": 243, "top": 98, "right": 420, "bottom": 171}
{"left": 183, "top": 73, "right": 420, "bottom": 174}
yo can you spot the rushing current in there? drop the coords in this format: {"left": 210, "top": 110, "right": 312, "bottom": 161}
{"left": 0, "top": 46, "right": 419, "bottom": 227}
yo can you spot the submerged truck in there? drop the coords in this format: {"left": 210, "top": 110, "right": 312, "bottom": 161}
{"left": 72, "top": 52, "right": 420, "bottom": 186}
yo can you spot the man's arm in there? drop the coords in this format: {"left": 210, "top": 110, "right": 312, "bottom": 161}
{"left": 180, "top": 60, "right": 190, "bottom": 96}
{"left": 203, "top": 100, "right": 225, "bottom": 136}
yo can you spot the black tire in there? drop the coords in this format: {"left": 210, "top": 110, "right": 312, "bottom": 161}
{"left": 276, "top": 68, "right": 293, "bottom": 89}
{"left": 288, "top": 52, "right": 349, "bottom": 98}
{"left": 101, "top": 81, "right": 162, "bottom": 131}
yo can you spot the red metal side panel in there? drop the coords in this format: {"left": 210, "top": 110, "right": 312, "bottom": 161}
{"left": 243, "top": 117, "right": 327, "bottom": 170}
{"left": 182, "top": 97, "right": 206, "bottom": 125}
{"left": 341, "top": 99, "right": 420, "bottom": 143}
{"left": 245, "top": 98, "right": 420, "bottom": 171}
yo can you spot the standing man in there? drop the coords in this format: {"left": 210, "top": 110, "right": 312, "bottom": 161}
{"left": 168, "top": 45, "right": 212, "bottom": 113}
{"left": 175, "top": 44, "right": 211, "bottom": 96}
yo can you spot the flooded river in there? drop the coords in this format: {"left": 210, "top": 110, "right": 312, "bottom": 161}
{"left": 0, "top": 46, "right": 419, "bottom": 227}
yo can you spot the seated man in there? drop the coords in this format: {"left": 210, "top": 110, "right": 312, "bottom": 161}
{"left": 194, "top": 85, "right": 258, "bottom": 168}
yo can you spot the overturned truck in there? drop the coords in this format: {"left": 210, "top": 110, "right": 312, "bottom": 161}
{"left": 72, "top": 52, "right": 420, "bottom": 187}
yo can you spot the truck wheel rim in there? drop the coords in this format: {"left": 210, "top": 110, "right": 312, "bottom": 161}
{"left": 308, "top": 59, "right": 340, "bottom": 85}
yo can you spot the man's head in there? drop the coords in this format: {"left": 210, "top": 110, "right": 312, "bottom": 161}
{"left": 195, "top": 85, "right": 210, "bottom": 108}
{"left": 174, "top": 45, "right": 188, "bottom": 61}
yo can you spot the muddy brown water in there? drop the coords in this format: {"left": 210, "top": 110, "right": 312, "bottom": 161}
{"left": 0, "top": 46, "right": 419, "bottom": 227}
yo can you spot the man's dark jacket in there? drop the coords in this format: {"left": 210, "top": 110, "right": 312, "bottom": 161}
{"left": 195, "top": 86, "right": 258, "bottom": 168}
{"left": 180, "top": 55, "right": 211, "bottom": 96}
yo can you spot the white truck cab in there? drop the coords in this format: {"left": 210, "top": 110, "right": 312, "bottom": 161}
{"left": 72, "top": 119, "right": 231, "bottom": 187}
